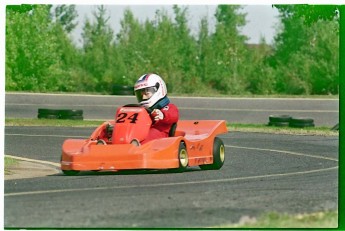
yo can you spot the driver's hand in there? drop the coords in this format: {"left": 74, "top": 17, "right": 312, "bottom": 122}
{"left": 151, "top": 109, "right": 164, "bottom": 121}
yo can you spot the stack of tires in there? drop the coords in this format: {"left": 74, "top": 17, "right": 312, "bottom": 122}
{"left": 331, "top": 123, "right": 339, "bottom": 131}
{"left": 288, "top": 117, "right": 315, "bottom": 128}
{"left": 268, "top": 115, "right": 291, "bottom": 127}
{"left": 112, "top": 85, "right": 134, "bottom": 95}
{"left": 38, "top": 109, "right": 84, "bottom": 120}
{"left": 268, "top": 115, "right": 315, "bottom": 128}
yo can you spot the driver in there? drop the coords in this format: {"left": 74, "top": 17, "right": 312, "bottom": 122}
{"left": 134, "top": 73, "right": 179, "bottom": 144}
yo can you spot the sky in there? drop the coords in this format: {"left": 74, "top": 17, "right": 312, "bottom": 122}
{"left": 72, "top": 5, "right": 281, "bottom": 45}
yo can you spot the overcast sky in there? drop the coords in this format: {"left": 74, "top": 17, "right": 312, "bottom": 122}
{"left": 72, "top": 5, "right": 281, "bottom": 45}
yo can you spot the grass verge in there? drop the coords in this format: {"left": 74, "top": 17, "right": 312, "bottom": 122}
{"left": 5, "top": 118, "right": 339, "bottom": 136}
{"left": 218, "top": 210, "right": 338, "bottom": 228}
{"left": 5, "top": 156, "right": 19, "bottom": 175}
{"left": 5, "top": 118, "right": 103, "bottom": 127}
{"left": 228, "top": 123, "right": 338, "bottom": 136}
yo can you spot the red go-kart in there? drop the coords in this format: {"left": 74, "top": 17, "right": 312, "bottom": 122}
{"left": 61, "top": 104, "right": 228, "bottom": 175}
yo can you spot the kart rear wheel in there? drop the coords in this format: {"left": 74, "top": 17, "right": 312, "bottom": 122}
{"left": 62, "top": 170, "right": 80, "bottom": 176}
{"left": 178, "top": 142, "right": 188, "bottom": 171}
{"left": 200, "top": 137, "right": 225, "bottom": 170}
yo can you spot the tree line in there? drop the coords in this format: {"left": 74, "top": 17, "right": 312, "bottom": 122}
{"left": 5, "top": 4, "right": 340, "bottom": 95}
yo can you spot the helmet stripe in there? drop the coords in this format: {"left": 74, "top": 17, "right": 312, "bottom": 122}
{"left": 144, "top": 74, "right": 151, "bottom": 80}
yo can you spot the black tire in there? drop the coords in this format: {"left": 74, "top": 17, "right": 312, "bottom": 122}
{"left": 59, "top": 109, "right": 83, "bottom": 117}
{"left": 38, "top": 108, "right": 83, "bottom": 119}
{"left": 37, "top": 114, "right": 59, "bottom": 119}
{"left": 289, "top": 122, "right": 315, "bottom": 128}
{"left": 268, "top": 121, "right": 290, "bottom": 127}
{"left": 290, "top": 117, "right": 314, "bottom": 124}
{"left": 200, "top": 137, "right": 225, "bottom": 170}
{"left": 177, "top": 142, "right": 188, "bottom": 171}
{"left": 38, "top": 108, "right": 60, "bottom": 115}
{"left": 289, "top": 117, "right": 315, "bottom": 128}
{"left": 112, "top": 85, "right": 134, "bottom": 95}
{"left": 269, "top": 115, "right": 292, "bottom": 123}
{"left": 62, "top": 170, "right": 80, "bottom": 176}
{"left": 37, "top": 108, "right": 60, "bottom": 119}
{"left": 331, "top": 123, "right": 339, "bottom": 131}
{"left": 97, "top": 139, "right": 107, "bottom": 145}
{"left": 59, "top": 115, "right": 84, "bottom": 120}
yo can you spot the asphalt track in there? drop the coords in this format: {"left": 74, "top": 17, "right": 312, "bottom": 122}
{"left": 4, "top": 93, "right": 339, "bottom": 228}
{"left": 4, "top": 126, "right": 338, "bottom": 228}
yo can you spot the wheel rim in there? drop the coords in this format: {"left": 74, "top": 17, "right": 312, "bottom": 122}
{"left": 179, "top": 149, "right": 188, "bottom": 167}
{"left": 219, "top": 145, "right": 225, "bottom": 163}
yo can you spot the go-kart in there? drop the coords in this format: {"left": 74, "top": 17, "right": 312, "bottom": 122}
{"left": 61, "top": 104, "right": 228, "bottom": 175}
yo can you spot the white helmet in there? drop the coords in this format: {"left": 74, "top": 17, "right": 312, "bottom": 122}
{"left": 134, "top": 73, "right": 168, "bottom": 108}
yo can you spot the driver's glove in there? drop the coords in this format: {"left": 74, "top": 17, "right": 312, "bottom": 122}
{"left": 151, "top": 109, "right": 164, "bottom": 121}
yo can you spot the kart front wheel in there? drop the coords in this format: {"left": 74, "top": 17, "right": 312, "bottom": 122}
{"left": 200, "top": 137, "right": 225, "bottom": 170}
{"left": 62, "top": 170, "right": 80, "bottom": 176}
{"left": 178, "top": 142, "right": 188, "bottom": 171}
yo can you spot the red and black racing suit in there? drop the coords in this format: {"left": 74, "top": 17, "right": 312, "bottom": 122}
{"left": 142, "top": 103, "right": 179, "bottom": 144}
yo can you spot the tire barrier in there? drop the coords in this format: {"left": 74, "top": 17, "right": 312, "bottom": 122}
{"left": 289, "top": 117, "right": 315, "bottom": 128}
{"left": 268, "top": 115, "right": 291, "bottom": 127}
{"left": 331, "top": 123, "right": 339, "bottom": 131}
{"left": 37, "top": 108, "right": 83, "bottom": 120}
{"left": 268, "top": 115, "right": 315, "bottom": 128}
{"left": 111, "top": 85, "right": 134, "bottom": 95}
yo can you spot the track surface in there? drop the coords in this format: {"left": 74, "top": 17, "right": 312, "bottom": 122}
{"left": 4, "top": 126, "right": 338, "bottom": 228}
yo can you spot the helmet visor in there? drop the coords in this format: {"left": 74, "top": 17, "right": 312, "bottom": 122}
{"left": 135, "top": 87, "right": 157, "bottom": 102}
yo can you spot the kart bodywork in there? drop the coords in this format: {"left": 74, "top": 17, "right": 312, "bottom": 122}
{"left": 61, "top": 105, "right": 228, "bottom": 175}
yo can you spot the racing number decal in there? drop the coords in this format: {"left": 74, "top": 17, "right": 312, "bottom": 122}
{"left": 116, "top": 113, "right": 139, "bottom": 124}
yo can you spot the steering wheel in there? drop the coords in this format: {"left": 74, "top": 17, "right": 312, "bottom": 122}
{"left": 123, "top": 104, "right": 152, "bottom": 114}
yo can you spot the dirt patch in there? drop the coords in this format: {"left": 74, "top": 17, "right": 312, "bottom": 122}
{"left": 5, "top": 160, "right": 60, "bottom": 180}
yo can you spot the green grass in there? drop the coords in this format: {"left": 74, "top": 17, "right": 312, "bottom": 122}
{"left": 5, "top": 156, "right": 19, "bottom": 175}
{"left": 5, "top": 118, "right": 338, "bottom": 136}
{"left": 5, "top": 118, "right": 103, "bottom": 127}
{"left": 170, "top": 93, "right": 339, "bottom": 99}
{"left": 228, "top": 123, "right": 338, "bottom": 136}
{"left": 218, "top": 210, "right": 338, "bottom": 228}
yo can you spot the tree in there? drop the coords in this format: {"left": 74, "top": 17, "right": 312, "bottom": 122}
{"left": 270, "top": 5, "right": 339, "bottom": 94}
{"left": 53, "top": 5, "right": 78, "bottom": 33}
{"left": 206, "top": 5, "right": 249, "bottom": 94}
{"left": 274, "top": 5, "right": 339, "bottom": 25}
{"left": 6, "top": 4, "right": 69, "bottom": 91}
{"left": 81, "top": 5, "right": 118, "bottom": 92}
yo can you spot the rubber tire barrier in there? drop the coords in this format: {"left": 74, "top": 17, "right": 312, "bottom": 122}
{"left": 112, "top": 85, "right": 134, "bottom": 95}
{"left": 38, "top": 108, "right": 83, "bottom": 120}
{"left": 331, "top": 123, "right": 339, "bottom": 131}
{"left": 268, "top": 115, "right": 291, "bottom": 127}
{"left": 289, "top": 117, "right": 315, "bottom": 128}
{"left": 37, "top": 109, "right": 60, "bottom": 119}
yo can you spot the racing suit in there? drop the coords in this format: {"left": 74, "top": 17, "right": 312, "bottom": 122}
{"left": 142, "top": 103, "right": 179, "bottom": 144}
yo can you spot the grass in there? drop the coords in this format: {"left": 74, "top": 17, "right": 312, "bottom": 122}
{"left": 218, "top": 210, "right": 338, "bottom": 228}
{"left": 5, "top": 156, "right": 19, "bottom": 175}
{"left": 170, "top": 93, "right": 339, "bottom": 99}
{"left": 5, "top": 118, "right": 103, "bottom": 127}
{"left": 228, "top": 123, "right": 338, "bottom": 136}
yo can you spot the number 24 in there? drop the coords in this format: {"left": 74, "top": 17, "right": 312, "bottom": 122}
{"left": 116, "top": 113, "right": 139, "bottom": 124}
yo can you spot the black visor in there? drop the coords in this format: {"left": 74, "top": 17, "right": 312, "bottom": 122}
{"left": 135, "top": 86, "right": 157, "bottom": 102}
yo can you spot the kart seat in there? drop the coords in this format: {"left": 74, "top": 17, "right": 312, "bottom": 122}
{"left": 169, "top": 123, "right": 177, "bottom": 137}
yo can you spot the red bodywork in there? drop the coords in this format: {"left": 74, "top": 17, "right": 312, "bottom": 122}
{"left": 61, "top": 105, "right": 228, "bottom": 172}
